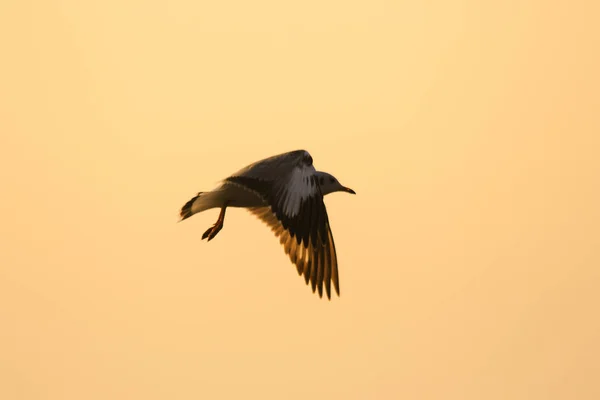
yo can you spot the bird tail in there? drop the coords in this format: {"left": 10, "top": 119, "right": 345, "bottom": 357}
{"left": 179, "top": 192, "right": 216, "bottom": 221}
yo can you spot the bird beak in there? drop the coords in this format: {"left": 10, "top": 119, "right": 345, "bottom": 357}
{"left": 343, "top": 187, "right": 356, "bottom": 194}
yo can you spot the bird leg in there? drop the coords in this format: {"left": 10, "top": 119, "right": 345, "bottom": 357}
{"left": 202, "top": 204, "right": 228, "bottom": 242}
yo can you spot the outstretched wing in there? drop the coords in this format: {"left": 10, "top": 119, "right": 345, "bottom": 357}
{"left": 249, "top": 203, "right": 339, "bottom": 299}
{"left": 229, "top": 149, "right": 313, "bottom": 182}
{"left": 225, "top": 150, "right": 340, "bottom": 299}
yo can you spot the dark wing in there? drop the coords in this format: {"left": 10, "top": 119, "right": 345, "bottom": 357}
{"left": 225, "top": 153, "right": 340, "bottom": 299}
{"left": 248, "top": 199, "right": 340, "bottom": 299}
{"left": 229, "top": 149, "right": 312, "bottom": 181}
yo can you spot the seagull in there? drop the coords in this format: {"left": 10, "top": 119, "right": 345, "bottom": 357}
{"left": 179, "top": 149, "right": 355, "bottom": 299}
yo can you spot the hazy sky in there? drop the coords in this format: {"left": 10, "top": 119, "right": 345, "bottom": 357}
{"left": 1, "top": 1, "right": 599, "bottom": 399}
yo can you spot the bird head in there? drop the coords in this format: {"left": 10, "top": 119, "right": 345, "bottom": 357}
{"left": 315, "top": 172, "right": 356, "bottom": 196}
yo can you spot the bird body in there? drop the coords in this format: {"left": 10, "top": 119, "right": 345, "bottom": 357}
{"left": 180, "top": 181, "right": 267, "bottom": 217}
{"left": 179, "top": 150, "right": 354, "bottom": 299}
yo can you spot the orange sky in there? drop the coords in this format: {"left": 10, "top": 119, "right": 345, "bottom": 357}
{"left": 1, "top": 1, "right": 599, "bottom": 399}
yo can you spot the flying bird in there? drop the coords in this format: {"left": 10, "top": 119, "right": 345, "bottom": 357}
{"left": 179, "top": 149, "right": 355, "bottom": 299}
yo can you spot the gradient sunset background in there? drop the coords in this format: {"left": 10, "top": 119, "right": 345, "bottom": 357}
{"left": 1, "top": 1, "right": 599, "bottom": 399}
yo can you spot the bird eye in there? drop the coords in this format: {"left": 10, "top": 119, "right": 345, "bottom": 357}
{"left": 329, "top": 177, "right": 335, "bottom": 183}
